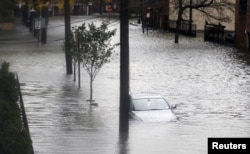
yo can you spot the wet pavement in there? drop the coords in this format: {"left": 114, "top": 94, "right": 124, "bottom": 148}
{"left": 1, "top": 16, "right": 250, "bottom": 154}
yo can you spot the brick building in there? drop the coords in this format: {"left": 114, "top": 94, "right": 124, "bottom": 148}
{"left": 235, "top": 0, "right": 250, "bottom": 50}
{"left": 49, "top": 0, "right": 120, "bottom": 16}
{"left": 141, "top": 0, "right": 170, "bottom": 30}
{"left": 89, "top": 0, "right": 120, "bottom": 14}
{"left": 69, "top": 0, "right": 170, "bottom": 30}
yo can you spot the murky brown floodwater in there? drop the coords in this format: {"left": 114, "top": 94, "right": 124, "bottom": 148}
{"left": 0, "top": 16, "right": 250, "bottom": 154}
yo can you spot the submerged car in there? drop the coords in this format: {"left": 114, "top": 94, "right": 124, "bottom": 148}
{"left": 129, "top": 93, "right": 178, "bottom": 122}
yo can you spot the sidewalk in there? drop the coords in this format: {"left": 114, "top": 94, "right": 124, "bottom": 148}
{"left": 0, "top": 17, "right": 37, "bottom": 45}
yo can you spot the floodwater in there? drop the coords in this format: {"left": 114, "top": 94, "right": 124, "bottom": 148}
{"left": 1, "top": 16, "right": 250, "bottom": 154}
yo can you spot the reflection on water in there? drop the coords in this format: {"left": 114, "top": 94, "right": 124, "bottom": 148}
{"left": 118, "top": 132, "right": 129, "bottom": 154}
{"left": 0, "top": 17, "right": 250, "bottom": 154}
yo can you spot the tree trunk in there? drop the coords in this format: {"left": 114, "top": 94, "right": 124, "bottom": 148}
{"left": 175, "top": 19, "right": 180, "bottom": 43}
{"left": 78, "top": 59, "right": 81, "bottom": 88}
{"left": 64, "top": 0, "right": 72, "bottom": 74}
{"left": 73, "top": 61, "right": 76, "bottom": 81}
{"left": 89, "top": 62, "right": 94, "bottom": 101}
{"left": 189, "top": 0, "right": 193, "bottom": 36}
{"left": 90, "top": 76, "right": 93, "bottom": 101}
{"left": 175, "top": 1, "right": 183, "bottom": 44}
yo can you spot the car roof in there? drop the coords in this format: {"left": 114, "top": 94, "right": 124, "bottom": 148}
{"left": 130, "top": 93, "right": 163, "bottom": 99}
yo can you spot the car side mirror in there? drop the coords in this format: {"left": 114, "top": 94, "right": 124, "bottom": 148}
{"left": 170, "top": 104, "right": 177, "bottom": 109}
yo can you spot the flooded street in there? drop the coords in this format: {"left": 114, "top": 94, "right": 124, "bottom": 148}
{"left": 1, "top": 16, "right": 250, "bottom": 154}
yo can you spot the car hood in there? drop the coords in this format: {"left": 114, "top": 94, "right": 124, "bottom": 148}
{"left": 130, "top": 110, "right": 177, "bottom": 122}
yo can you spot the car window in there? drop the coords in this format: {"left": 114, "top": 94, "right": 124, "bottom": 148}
{"left": 132, "top": 98, "right": 169, "bottom": 111}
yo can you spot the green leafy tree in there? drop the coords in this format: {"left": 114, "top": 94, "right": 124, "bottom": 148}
{"left": 77, "top": 22, "right": 117, "bottom": 101}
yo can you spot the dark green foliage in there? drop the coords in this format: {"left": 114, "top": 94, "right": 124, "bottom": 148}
{"left": 0, "top": 0, "right": 15, "bottom": 22}
{"left": 0, "top": 62, "right": 18, "bottom": 104}
{"left": 0, "top": 62, "right": 33, "bottom": 154}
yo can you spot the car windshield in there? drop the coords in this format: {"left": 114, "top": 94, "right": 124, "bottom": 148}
{"left": 132, "top": 98, "right": 170, "bottom": 111}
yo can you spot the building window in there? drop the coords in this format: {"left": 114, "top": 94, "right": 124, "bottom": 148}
{"left": 239, "top": 0, "right": 247, "bottom": 14}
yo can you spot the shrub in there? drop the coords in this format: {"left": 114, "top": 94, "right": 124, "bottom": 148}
{"left": 0, "top": 62, "right": 33, "bottom": 154}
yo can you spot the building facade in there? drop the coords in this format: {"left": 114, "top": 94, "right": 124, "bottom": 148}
{"left": 71, "top": 0, "right": 120, "bottom": 16}
{"left": 235, "top": 0, "right": 250, "bottom": 50}
{"left": 141, "top": 0, "right": 170, "bottom": 30}
{"left": 168, "top": 0, "right": 235, "bottom": 31}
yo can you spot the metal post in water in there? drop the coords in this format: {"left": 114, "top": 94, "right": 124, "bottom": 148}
{"left": 77, "top": 30, "right": 81, "bottom": 88}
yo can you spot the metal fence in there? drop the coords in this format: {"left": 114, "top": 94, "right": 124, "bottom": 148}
{"left": 16, "top": 73, "right": 34, "bottom": 154}
{"left": 168, "top": 20, "right": 197, "bottom": 37}
{"left": 204, "top": 22, "right": 225, "bottom": 44}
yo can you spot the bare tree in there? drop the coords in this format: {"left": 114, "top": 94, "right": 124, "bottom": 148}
{"left": 171, "top": 0, "right": 235, "bottom": 43}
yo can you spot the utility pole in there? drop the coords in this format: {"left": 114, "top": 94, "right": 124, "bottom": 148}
{"left": 64, "top": 0, "right": 73, "bottom": 74}
{"left": 119, "top": 0, "right": 129, "bottom": 133}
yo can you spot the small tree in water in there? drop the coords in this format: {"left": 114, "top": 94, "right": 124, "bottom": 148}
{"left": 77, "top": 22, "right": 117, "bottom": 102}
